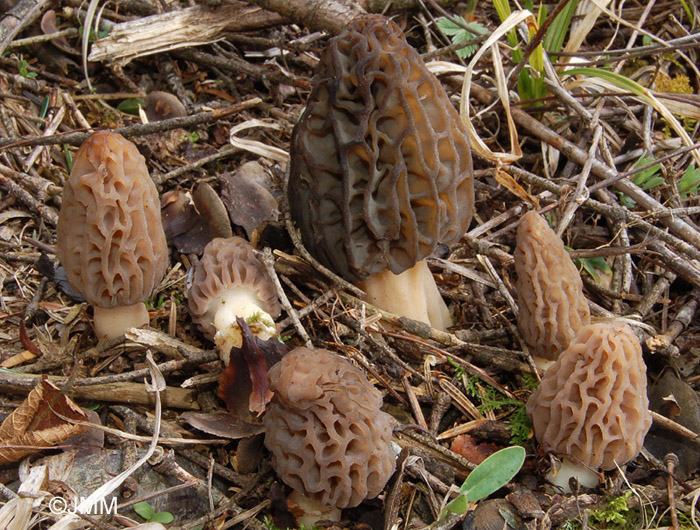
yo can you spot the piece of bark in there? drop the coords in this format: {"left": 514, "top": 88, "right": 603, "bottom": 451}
{"left": 89, "top": 1, "right": 285, "bottom": 65}
{"left": 0, "top": 373, "right": 200, "bottom": 410}
{"left": 244, "top": 0, "right": 366, "bottom": 34}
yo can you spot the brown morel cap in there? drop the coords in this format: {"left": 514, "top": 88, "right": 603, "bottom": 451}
{"left": 289, "top": 14, "right": 473, "bottom": 282}
{"left": 526, "top": 322, "right": 652, "bottom": 470}
{"left": 264, "top": 347, "right": 396, "bottom": 509}
{"left": 56, "top": 131, "right": 168, "bottom": 309}
{"left": 515, "top": 211, "right": 590, "bottom": 360}
{"left": 188, "top": 237, "right": 281, "bottom": 339}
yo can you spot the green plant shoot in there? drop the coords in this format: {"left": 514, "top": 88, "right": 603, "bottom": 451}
{"left": 133, "top": 501, "right": 174, "bottom": 524}
{"left": 443, "top": 446, "right": 526, "bottom": 517}
{"left": 436, "top": 16, "right": 489, "bottom": 58}
{"left": 679, "top": 163, "right": 700, "bottom": 198}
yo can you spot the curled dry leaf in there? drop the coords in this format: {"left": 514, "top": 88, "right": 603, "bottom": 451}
{"left": 40, "top": 10, "right": 76, "bottom": 55}
{"left": 161, "top": 183, "right": 232, "bottom": 254}
{"left": 450, "top": 434, "right": 499, "bottom": 465}
{"left": 220, "top": 161, "right": 279, "bottom": 239}
{"left": 218, "top": 318, "right": 289, "bottom": 423}
{"left": 144, "top": 91, "right": 188, "bottom": 122}
{"left": 180, "top": 411, "right": 264, "bottom": 439}
{"left": 0, "top": 377, "right": 88, "bottom": 466}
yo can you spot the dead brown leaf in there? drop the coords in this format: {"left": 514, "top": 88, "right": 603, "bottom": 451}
{"left": 0, "top": 377, "right": 88, "bottom": 465}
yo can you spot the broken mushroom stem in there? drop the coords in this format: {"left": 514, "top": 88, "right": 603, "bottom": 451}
{"left": 547, "top": 457, "right": 600, "bottom": 493}
{"left": 211, "top": 288, "right": 277, "bottom": 364}
{"left": 358, "top": 260, "right": 452, "bottom": 331}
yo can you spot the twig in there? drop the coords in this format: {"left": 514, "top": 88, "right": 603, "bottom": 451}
{"left": 470, "top": 83, "right": 700, "bottom": 252}
{"left": 258, "top": 247, "right": 312, "bottom": 347}
{"left": 0, "top": 98, "right": 263, "bottom": 149}
{"left": 651, "top": 410, "right": 700, "bottom": 449}
{"left": 0, "top": 0, "right": 52, "bottom": 56}
{"left": 243, "top": 0, "right": 366, "bottom": 35}
{"left": 646, "top": 290, "right": 699, "bottom": 355}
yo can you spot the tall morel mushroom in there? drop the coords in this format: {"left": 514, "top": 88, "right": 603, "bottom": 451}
{"left": 514, "top": 211, "right": 590, "bottom": 367}
{"left": 526, "top": 322, "right": 652, "bottom": 491}
{"left": 264, "top": 347, "right": 396, "bottom": 525}
{"left": 188, "top": 236, "right": 281, "bottom": 365}
{"left": 56, "top": 131, "right": 168, "bottom": 339}
{"left": 288, "top": 14, "right": 473, "bottom": 331}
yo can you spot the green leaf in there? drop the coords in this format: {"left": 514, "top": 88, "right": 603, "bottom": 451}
{"left": 117, "top": 98, "right": 145, "bottom": 115}
{"left": 445, "top": 493, "right": 470, "bottom": 514}
{"left": 679, "top": 163, "right": 700, "bottom": 197}
{"left": 133, "top": 501, "right": 154, "bottom": 521}
{"left": 436, "top": 18, "right": 489, "bottom": 58}
{"left": 631, "top": 156, "right": 663, "bottom": 190}
{"left": 436, "top": 17, "right": 465, "bottom": 36}
{"left": 64, "top": 144, "right": 73, "bottom": 174}
{"left": 574, "top": 256, "right": 611, "bottom": 281}
{"left": 150, "top": 511, "right": 175, "bottom": 524}
{"left": 460, "top": 446, "right": 526, "bottom": 501}
{"left": 544, "top": 0, "right": 578, "bottom": 53}
{"left": 562, "top": 67, "right": 644, "bottom": 96}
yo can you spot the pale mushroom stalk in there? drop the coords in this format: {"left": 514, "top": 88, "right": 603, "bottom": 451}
{"left": 547, "top": 458, "right": 600, "bottom": 492}
{"left": 288, "top": 14, "right": 474, "bottom": 333}
{"left": 93, "top": 304, "right": 150, "bottom": 341}
{"left": 358, "top": 261, "right": 451, "bottom": 330}
{"left": 188, "top": 237, "right": 281, "bottom": 366}
{"left": 211, "top": 288, "right": 276, "bottom": 364}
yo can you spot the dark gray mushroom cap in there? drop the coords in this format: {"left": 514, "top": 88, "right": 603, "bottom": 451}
{"left": 289, "top": 14, "right": 473, "bottom": 282}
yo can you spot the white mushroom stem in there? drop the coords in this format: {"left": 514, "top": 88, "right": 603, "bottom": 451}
{"left": 212, "top": 288, "right": 276, "bottom": 365}
{"left": 288, "top": 490, "right": 341, "bottom": 527}
{"left": 547, "top": 457, "right": 600, "bottom": 493}
{"left": 357, "top": 260, "right": 452, "bottom": 331}
{"left": 93, "top": 302, "right": 150, "bottom": 340}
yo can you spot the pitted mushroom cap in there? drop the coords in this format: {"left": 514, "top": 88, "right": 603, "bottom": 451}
{"left": 188, "top": 237, "right": 281, "bottom": 339}
{"left": 289, "top": 14, "right": 473, "bottom": 282}
{"left": 526, "top": 322, "right": 652, "bottom": 470}
{"left": 515, "top": 211, "right": 590, "bottom": 360}
{"left": 264, "top": 347, "right": 396, "bottom": 509}
{"left": 56, "top": 131, "right": 168, "bottom": 308}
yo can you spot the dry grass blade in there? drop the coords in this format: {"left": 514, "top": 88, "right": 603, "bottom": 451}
{"left": 459, "top": 10, "right": 533, "bottom": 163}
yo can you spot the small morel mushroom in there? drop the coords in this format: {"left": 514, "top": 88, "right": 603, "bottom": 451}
{"left": 264, "top": 347, "right": 396, "bottom": 525}
{"left": 188, "top": 237, "right": 281, "bottom": 365}
{"left": 288, "top": 14, "right": 473, "bottom": 331}
{"left": 526, "top": 322, "right": 652, "bottom": 492}
{"left": 514, "top": 211, "right": 590, "bottom": 368}
{"left": 56, "top": 131, "right": 168, "bottom": 339}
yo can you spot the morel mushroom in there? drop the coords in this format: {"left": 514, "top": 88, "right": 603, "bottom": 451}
{"left": 514, "top": 211, "right": 590, "bottom": 368}
{"left": 526, "top": 322, "right": 652, "bottom": 491}
{"left": 288, "top": 14, "right": 473, "bottom": 331}
{"left": 56, "top": 131, "right": 168, "bottom": 339}
{"left": 264, "top": 347, "right": 395, "bottom": 525}
{"left": 188, "top": 237, "right": 281, "bottom": 365}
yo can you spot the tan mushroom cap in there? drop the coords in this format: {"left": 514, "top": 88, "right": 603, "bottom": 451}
{"left": 56, "top": 131, "right": 168, "bottom": 322}
{"left": 289, "top": 14, "right": 473, "bottom": 283}
{"left": 526, "top": 322, "right": 652, "bottom": 471}
{"left": 264, "top": 347, "right": 396, "bottom": 509}
{"left": 188, "top": 236, "right": 281, "bottom": 339}
{"left": 515, "top": 211, "right": 590, "bottom": 361}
